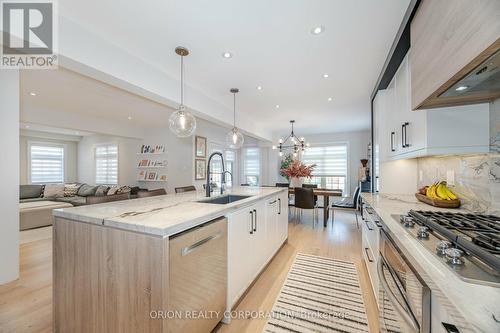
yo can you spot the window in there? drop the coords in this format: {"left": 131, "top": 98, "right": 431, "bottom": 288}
{"left": 30, "top": 144, "right": 65, "bottom": 184}
{"left": 225, "top": 150, "right": 235, "bottom": 187}
{"left": 95, "top": 144, "right": 118, "bottom": 185}
{"left": 243, "top": 147, "right": 260, "bottom": 186}
{"left": 302, "top": 144, "right": 348, "bottom": 192}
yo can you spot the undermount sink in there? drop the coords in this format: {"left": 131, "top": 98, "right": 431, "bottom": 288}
{"left": 198, "top": 195, "right": 252, "bottom": 205}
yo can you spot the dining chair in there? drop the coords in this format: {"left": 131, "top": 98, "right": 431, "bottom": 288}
{"left": 137, "top": 188, "right": 167, "bottom": 198}
{"left": 293, "top": 187, "right": 318, "bottom": 227}
{"left": 331, "top": 186, "right": 361, "bottom": 228}
{"left": 276, "top": 183, "right": 294, "bottom": 207}
{"left": 302, "top": 184, "right": 318, "bottom": 206}
{"left": 175, "top": 185, "right": 196, "bottom": 193}
{"left": 275, "top": 183, "right": 289, "bottom": 187}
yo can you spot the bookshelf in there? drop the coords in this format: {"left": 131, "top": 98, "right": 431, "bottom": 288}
{"left": 137, "top": 144, "right": 167, "bottom": 182}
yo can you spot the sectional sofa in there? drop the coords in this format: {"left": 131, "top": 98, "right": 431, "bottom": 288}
{"left": 19, "top": 184, "right": 138, "bottom": 230}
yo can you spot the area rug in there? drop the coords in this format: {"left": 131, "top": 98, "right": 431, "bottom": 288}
{"left": 262, "top": 253, "right": 370, "bottom": 333}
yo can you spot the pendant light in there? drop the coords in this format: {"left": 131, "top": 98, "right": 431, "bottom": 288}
{"left": 169, "top": 47, "right": 196, "bottom": 137}
{"left": 225, "top": 88, "right": 244, "bottom": 149}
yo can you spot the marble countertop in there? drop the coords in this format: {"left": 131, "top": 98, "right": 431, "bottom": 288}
{"left": 53, "top": 187, "right": 286, "bottom": 236}
{"left": 361, "top": 193, "right": 500, "bottom": 333}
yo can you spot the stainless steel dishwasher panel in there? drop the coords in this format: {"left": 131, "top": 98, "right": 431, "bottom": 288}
{"left": 168, "top": 217, "right": 227, "bottom": 333}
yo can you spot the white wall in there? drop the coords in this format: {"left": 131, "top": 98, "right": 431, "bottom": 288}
{"left": 78, "top": 134, "right": 141, "bottom": 186}
{"left": 268, "top": 130, "right": 371, "bottom": 195}
{"left": 19, "top": 130, "right": 79, "bottom": 185}
{"left": 142, "top": 118, "right": 260, "bottom": 193}
{"left": 0, "top": 70, "right": 20, "bottom": 284}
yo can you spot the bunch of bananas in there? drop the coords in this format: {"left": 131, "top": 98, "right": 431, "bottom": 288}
{"left": 419, "top": 181, "right": 457, "bottom": 201}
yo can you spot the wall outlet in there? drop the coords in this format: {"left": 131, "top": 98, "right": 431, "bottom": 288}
{"left": 446, "top": 170, "right": 455, "bottom": 186}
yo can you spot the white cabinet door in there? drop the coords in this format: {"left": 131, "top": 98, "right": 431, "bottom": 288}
{"left": 250, "top": 200, "right": 267, "bottom": 277}
{"left": 385, "top": 78, "right": 399, "bottom": 158}
{"left": 277, "top": 191, "right": 289, "bottom": 244}
{"left": 265, "top": 196, "right": 278, "bottom": 261}
{"left": 227, "top": 206, "right": 254, "bottom": 308}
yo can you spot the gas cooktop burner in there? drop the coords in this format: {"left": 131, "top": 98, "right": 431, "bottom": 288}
{"left": 394, "top": 211, "right": 500, "bottom": 287}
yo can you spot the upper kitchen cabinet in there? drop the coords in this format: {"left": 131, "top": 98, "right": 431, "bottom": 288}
{"left": 410, "top": 0, "right": 500, "bottom": 110}
{"left": 375, "top": 52, "right": 490, "bottom": 162}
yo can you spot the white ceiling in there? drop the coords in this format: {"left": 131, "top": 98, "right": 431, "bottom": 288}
{"left": 21, "top": 68, "right": 174, "bottom": 130}
{"left": 28, "top": 0, "right": 410, "bottom": 138}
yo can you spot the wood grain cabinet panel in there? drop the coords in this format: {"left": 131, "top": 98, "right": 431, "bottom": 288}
{"left": 53, "top": 218, "right": 169, "bottom": 333}
{"left": 410, "top": 0, "right": 500, "bottom": 110}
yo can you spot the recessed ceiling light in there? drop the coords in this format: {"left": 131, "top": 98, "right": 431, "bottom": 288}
{"left": 311, "top": 26, "right": 325, "bottom": 35}
{"left": 275, "top": 104, "right": 280, "bottom": 109}
{"left": 29, "top": 92, "right": 36, "bottom": 96}
{"left": 127, "top": 116, "right": 132, "bottom": 120}
{"left": 222, "top": 51, "right": 233, "bottom": 59}
{"left": 322, "top": 73, "right": 329, "bottom": 79}
{"left": 25, "top": 125, "right": 30, "bottom": 129}
{"left": 256, "top": 86, "right": 263, "bottom": 91}
{"left": 455, "top": 85, "right": 468, "bottom": 91}
{"left": 327, "top": 97, "right": 333, "bottom": 102}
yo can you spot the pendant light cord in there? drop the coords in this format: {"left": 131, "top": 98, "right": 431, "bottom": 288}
{"left": 180, "top": 55, "right": 184, "bottom": 107}
{"left": 233, "top": 92, "right": 236, "bottom": 127}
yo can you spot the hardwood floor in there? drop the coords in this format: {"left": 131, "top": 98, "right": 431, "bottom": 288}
{"left": 215, "top": 209, "right": 379, "bottom": 333}
{"left": 0, "top": 210, "right": 379, "bottom": 333}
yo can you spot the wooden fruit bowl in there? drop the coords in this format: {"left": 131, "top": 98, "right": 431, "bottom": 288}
{"left": 415, "top": 193, "right": 461, "bottom": 208}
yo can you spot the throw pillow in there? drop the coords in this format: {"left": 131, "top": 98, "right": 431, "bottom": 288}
{"left": 43, "top": 184, "right": 65, "bottom": 198}
{"left": 77, "top": 184, "right": 98, "bottom": 197}
{"left": 116, "top": 186, "right": 131, "bottom": 194}
{"left": 94, "top": 185, "right": 109, "bottom": 197}
{"left": 107, "top": 186, "right": 119, "bottom": 196}
{"left": 64, "top": 184, "right": 81, "bottom": 197}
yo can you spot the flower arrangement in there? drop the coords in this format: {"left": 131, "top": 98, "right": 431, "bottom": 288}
{"left": 279, "top": 154, "right": 294, "bottom": 180}
{"left": 280, "top": 160, "right": 316, "bottom": 179}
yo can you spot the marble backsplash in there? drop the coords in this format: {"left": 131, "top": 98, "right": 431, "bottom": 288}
{"left": 417, "top": 154, "right": 500, "bottom": 214}
{"left": 417, "top": 99, "right": 500, "bottom": 215}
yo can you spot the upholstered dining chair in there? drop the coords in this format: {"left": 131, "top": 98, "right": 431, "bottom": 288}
{"left": 302, "top": 184, "right": 318, "bottom": 206}
{"left": 175, "top": 186, "right": 196, "bottom": 193}
{"left": 137, "top": 188, "right": 167, "bottom": 198}
{"left": 331, "top": 186, "right": 361, "bottom": 228}
{"left": 293, "top": 187, "right": 318, "bottom": 226}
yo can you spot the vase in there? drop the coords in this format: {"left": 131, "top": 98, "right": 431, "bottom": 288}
{"left": 289, "top": 177, "right": 303, "bottom": 188}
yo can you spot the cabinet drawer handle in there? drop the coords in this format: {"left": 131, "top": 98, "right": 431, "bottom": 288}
{"left": 253, "top": 209, "right": 257, "bottom": 232}
{"left": 278, "top": 198, "right": 281, "bottom": 214}
{"left": 364, "top": 247, "right": 374, "bottom": 263}
{"left": 249, "top": 211, "right": 254, "bottom": 234}
{"left": 269, "top": 200, "right": 277, "bottom": 204}
{"left": 401, "top": 123, "right": 405, "bottom": 148}
{"left": 390, "top": 131, "right": 395, "bottom": 152}
{"left": 181, "top": 233, "right": 222, "bottom": 256}
{"left": 365, "top": 220, "right": 374, "bottom": 231}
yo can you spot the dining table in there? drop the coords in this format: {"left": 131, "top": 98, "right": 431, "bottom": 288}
{"left": 288, "top": 188, "right": 342, "bottom": 227}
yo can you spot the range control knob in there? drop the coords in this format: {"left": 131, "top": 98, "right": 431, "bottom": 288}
{"left": 417, "top": 226, "right": 429, "bottom": 239}
{"left": 436, "top": 240, "right": 452, "bottom": 255}
{"left": 445, "top": 248, "right": 465, "bottom": 265}
{"left": 401, "top": 215, "right": 415, "bottom": 228}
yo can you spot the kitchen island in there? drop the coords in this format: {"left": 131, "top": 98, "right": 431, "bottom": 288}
{"left": 361, "top": 193, "right": 500, "bottom": 333}
{"left": 52, "top": 187, "right": 289, "bottom": 333}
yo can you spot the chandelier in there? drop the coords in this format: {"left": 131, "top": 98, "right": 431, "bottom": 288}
{"left": 272, "top": 120, "right": 310, "bottom": 157}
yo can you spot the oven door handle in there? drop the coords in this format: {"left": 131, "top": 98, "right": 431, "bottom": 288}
{"left": 377, "top": 258, "right": 420, "bottom": 332}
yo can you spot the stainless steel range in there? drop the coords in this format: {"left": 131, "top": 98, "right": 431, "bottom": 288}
{"left": 395, "top": 210, "right": 500, "bottom": 287}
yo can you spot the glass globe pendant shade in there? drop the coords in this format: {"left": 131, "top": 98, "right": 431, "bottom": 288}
{"left": 226, "top": 127, "right": 244, "bottom": 149}
{"left": 169, "top": 107, "right": 196, "bottom": 138}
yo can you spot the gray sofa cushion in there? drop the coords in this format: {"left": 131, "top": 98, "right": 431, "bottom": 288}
{"left": 95, "top": 185, "right": 109, "bottom": 196}
{"left": 20, "top": 185, "right": 43, "bottom": 199}
{"left": 55, "top": 196, "right": 87, "bottom": 206}
{"left": 77, "top": 184, "right": 98, "bottom": 197}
